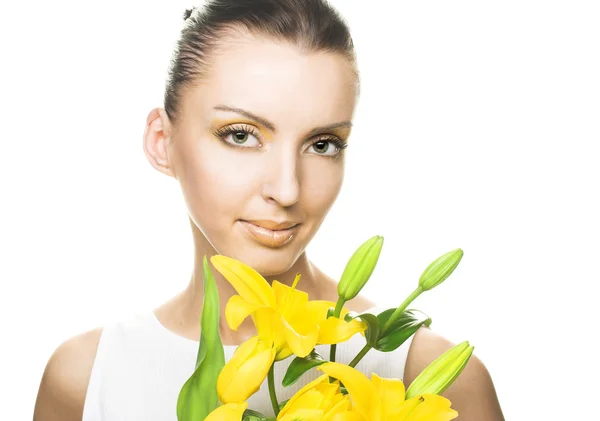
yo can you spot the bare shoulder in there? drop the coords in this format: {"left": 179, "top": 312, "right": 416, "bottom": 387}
{"left": 33, "top": 327, "right": 103, "bottom": 421}
{"left": 404, "top": 327, "right": 505, "bottom": 421}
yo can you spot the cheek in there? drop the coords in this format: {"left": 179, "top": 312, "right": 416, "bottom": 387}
{"left": 301, "top": 158, "right": 344, "bottom": 213}
{"left": 176, "top": 140, "right": 261, "bottom": 224}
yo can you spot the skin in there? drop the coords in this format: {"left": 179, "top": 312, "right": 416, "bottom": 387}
{"left": 33, "top": 30, "right": 504, "bottom": 421}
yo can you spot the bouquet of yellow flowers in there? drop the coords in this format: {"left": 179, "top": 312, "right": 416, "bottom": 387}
{"left": 177, "top": 236, "right": 472, "bottom": 421}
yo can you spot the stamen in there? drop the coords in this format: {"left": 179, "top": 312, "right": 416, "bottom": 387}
{"left": 291, "top": 272, "right": 302, "bottom": 290}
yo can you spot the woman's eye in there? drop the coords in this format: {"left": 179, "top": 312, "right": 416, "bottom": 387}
{"left": 308, "top": 139, "right": 342, "bottom": 157}
{"left": 223, "top": 130, "right": 261, "bottom": 147}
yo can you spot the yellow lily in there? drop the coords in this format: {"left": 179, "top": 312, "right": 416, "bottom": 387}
{"left": 277, "top": 373, "right": 361, "bottom": 421}
{"left": 217, "top": 336, "right": 276, "bottom": 403}
{"left": 318, "top": 362, "right": 458, "bottom": 421}
{"left": 204, "top": 402, "right": 248, "bottom": 421}
{"left": 210, "top": 255, "right": 367, "bottom": 360}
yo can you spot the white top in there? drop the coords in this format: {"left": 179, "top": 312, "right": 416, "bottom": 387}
{"left": 82, "top": 306, "right": 415, "bottom": 421}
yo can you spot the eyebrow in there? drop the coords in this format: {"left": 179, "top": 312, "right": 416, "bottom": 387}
{"left": 213, "top": 104, "right": 352, "bottom": 136}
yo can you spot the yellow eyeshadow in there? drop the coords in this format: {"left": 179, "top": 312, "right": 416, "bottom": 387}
{"left": 210, "top": 118, "right": 275, "bottom": 142}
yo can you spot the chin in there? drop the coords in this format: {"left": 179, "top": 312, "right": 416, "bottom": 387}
{"left": 221, "top": 241, "right": 303, "bottom": 278}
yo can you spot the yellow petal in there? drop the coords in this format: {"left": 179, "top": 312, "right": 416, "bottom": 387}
{"left": 318, "top": 363, "right": 382, "bottom": 421}
{"left": 304, "top": 300, "right": 338, "bottom": 324}
{"left": 275, "top": 346, "right": 294, "bottom": 361}
{"left": 371, "top": 373, "right": 406, "bottom": 419}
{"left": 272, "top": 280, "right": 308, "bottom": 318}
{"left": 286, "top": 389, "right": 326, "bottom": 413}
{"left": 398, "top": 394, "right": 458, "bottom": 421}
{"left": 218, "top": 336, "right": 260, "bottom": 398}
{"left": 316, "top": 316, "right": 367, "bottom": 344}
{"left": 278, "top": 374, "right": 330, "bottom": 420}
{"left": 278, "top": 409, "right": 324, "bottom": 421}
{"left": 218, "top": 337, "right": 276, "bottom": 403}
{"left": 282, "top": 314, "right": 319, "bottom": 358}
{"left": 210, "top": 255, "right": 276, "bottom": 307}
{"left": 255, "top": 308, "right": 289, "bottom": 358}
{"left": 322, "top": 396, "right": 353, "bottom": 421}
{"left": 226, "top": 295, "right": 262, "bottom": 331}
{"left": 328, "top": 411, "right": 367, "bottom": 421}
{"left": 314, "top": 382, "right": 342, "bottom": 403}
{"left": 204, "top": 402, "right": 248, "bottom": 421}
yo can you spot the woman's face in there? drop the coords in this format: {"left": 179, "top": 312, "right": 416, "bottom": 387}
{"left": 167, "top": 33, "right": 358, "bottom": 275}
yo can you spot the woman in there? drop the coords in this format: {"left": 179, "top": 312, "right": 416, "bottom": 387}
{"left": 34, "top": 1, "right": 504, "bottom": 420}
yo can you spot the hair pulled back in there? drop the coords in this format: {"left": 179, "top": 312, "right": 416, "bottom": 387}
{"left": 164, "top": 0, "right": 359, "bottom": 126}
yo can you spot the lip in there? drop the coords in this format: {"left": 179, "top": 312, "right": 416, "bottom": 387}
{"left": 240, "top": 220, "right": 300, "bottom": 248}
{"left": 244, "top": 219, "right": 299, "bottom": 230}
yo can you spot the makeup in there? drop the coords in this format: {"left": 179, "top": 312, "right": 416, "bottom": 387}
{"left": 239, "top": 220, "right": 299, "bottom": 248}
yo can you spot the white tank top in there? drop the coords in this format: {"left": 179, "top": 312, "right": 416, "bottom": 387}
{"left": 82, "top": 306, "right": 415, "bottom": 421}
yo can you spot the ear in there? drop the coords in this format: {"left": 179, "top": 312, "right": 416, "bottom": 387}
{"left": 142, "top": 107, "right": 176, "bottom": 178}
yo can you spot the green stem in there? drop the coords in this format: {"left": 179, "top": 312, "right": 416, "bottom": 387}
{"left": 329, "top": 297, "right": 346, "bottom": 363}
{"left": 267, "top": 364, "right": 279, "bottom": 416}
{"left": 349, "top": 343, "right": 372, "bottom": 367}
{"left": 381, "top": 286, "right": 423, "bottom": 334}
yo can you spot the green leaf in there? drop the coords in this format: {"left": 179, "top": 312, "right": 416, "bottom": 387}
{"left": 355, "top": 313, "right": 380, "bottom": 347}
{"left": 375, "top": 308, "right": 432, "bottom": 352}
{"left": 242, "top": 408, "right": 268, "bottom": 421}
{"left": 282, "top": 349, "right": 327, "bottom": 387}
{"left": 176, "top": 256, "right": 226, "bottom": 421}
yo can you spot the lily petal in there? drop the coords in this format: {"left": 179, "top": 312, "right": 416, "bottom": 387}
{"left": 371, "top": 373, "right": 406, "bottom": 418}
{"left": 278, "top": 374, "right": 330, "bottom": 420}
{"left": 210, "top": 255, "right": 276, "bottom": 307}
{"left": 217, "top": 337, "right": 276, "bottom": 403}
{"left": 272, "top": 279, "right": 308, "bottom": 313}
{"left": 317, "top": 316, "right": 367, "bottom": 344}
{"left": 322, "top": 396, "right": 354, "bottom": 421}
{"left": 281, "top": 314, "right": 319, "bottom": 358}
{"left": 285, "top": 389, "right": 326, "bottom": 414}
{"left": 255, "top": 308, "right": 290, "bottom": 360}
{"left": 328, "top": 411, "right": 367, "bottom": 421}
{"left": 399, "top": 394, "right": 458, "bottom": 421}
{"left": 225, "top": 295, "right": 262, "bottom": 331}
{"left": 278, "top": 409, "right": 324, "bottom": 421}
{"left": 318, "top": 362, "right": 382, "bottom": 421}
{"left": 204, "top": 402, "right": 248, "bottom": 421}
{"left": 304, "top": 300, "right": 337, "bottom": 324}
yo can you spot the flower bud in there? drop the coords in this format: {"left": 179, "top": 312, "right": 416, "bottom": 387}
{"left": 405, "top": 341, "right": 474, "bottom": 398}
{"left": 337, "top": 235, "right": 384, "bottom": 301}
{"left": 418, "top": 248, "right": 463, "bottom": 291}
{"left": 217, "top": 336, "right": 276, "bottom": 403}
{"left": 204, "top": 402, "right": 248, "bottom": 421}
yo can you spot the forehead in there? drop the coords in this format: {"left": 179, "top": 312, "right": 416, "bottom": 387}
{"left": 185, "top": 32, "right": 358, "bottom": 131}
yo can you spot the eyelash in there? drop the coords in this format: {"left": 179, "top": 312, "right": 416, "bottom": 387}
{"left": 212, "top": 124, "right": 348, "bottom": 158}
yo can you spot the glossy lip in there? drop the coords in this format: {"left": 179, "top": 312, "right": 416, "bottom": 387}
{"left": 243, "top": 219, "right": 299, "bottom": 230}
{"left": 239, "top": 220, "right": 300, "bottom": 248}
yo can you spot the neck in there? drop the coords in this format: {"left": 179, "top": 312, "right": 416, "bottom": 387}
{"left": 172, "top": 217, "right": 333, "bottom": 345}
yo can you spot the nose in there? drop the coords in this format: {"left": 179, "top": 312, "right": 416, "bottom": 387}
{"left": 261, "top": 148, "right": 301, "bottom": 207}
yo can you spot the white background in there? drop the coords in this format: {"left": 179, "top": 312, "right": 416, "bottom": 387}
{"left": 1, "top": 0, "right": 599, "bottom": 419}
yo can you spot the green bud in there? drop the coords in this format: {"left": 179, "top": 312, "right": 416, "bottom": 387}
{"left": 405, "top": 341, "right": 474, "bottom": 399}
{"left": 418, "top": 248, "right": 463, "bottom": 291}
{"left": 337, "top": 235, "right": 384, "bottom": 301}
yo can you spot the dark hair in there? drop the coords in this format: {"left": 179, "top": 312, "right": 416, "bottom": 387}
{"left": 164, "top": 0, "right": 359, "bottom": 127}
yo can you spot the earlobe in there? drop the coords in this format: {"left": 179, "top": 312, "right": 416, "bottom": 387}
{"left": 142, "top": 107, "right": 176, "bottom": 178}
